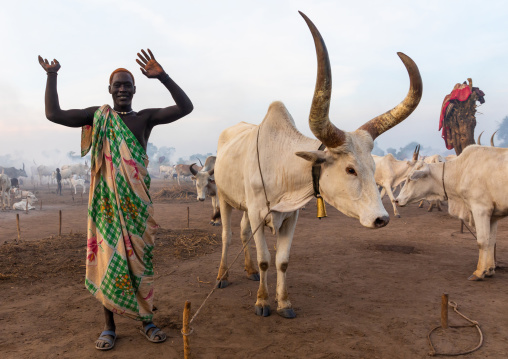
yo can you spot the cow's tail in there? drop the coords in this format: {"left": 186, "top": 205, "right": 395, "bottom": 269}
{"left": 212, "top": 208, "right": 221, "bottom": 221}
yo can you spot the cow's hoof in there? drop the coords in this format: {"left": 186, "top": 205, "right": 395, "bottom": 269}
{"left": 395, "top": 214, "right": 401, "bottom": 218}
{"left": 467, "top": 274, "right": 484, "bottom": 281}
{"left": 255, "top": 305, "right": 271, "bottom": 317}
{"left": 485, "top": 267, "right": 495, "bottom": 277}
{"left": 216, "top": 280, "right": 230, "bottom": 288}
{"left": 277, "top": 308, "right": 296, "bottom": 319}
{"left": 213, "top": 222, "right": 221, "bottom": 226}
{"left": 247, "top": 273, "right": 260, "bottom": 281}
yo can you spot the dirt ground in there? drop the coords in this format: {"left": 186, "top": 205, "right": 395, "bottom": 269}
{"left": 1, "top": 178, "right": 508, "bottom": 359}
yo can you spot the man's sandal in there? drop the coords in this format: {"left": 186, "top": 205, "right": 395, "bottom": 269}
{"left": 140, "top": 323, "right": 167, "bottom": 343}
{"left": 95, "top": 330, "right": 117, "bottom": 351}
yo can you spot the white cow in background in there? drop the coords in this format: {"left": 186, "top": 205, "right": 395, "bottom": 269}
{"left": 396, "top": 145, "right": 508, "bottom": 281}
{"left": 190, "top": 156, "right": 220, "bottom": 226}
{"left": 214, "top": 12, "right": 422, "bottom": 318}
{"left": 418, "top": 154, "right": 446, "bottom": 211}
{"left": 1, "top": 174, "right": 12, "bottom": 210}
{"left": 13, "top": 196, "right": 37, "bottom": 211}
{"left": 373, "top": 145, "right": 420, "bottom": 217}
{"left": 159, "top": 165, "right": 175, "bottom": 179}
{"left": 37, "top": 165, "right": 55, "bottom": 184}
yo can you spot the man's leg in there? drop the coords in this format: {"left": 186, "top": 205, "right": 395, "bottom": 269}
{"left": 95, "top": 306, "right": 116, "bottom": 349}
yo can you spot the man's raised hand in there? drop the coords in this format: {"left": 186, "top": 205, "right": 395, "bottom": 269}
{"left": 136, "top": 49, "right": 166, "bottom": 79}
{"left": 38, "top": 56, "right": 61, "bottom": 73}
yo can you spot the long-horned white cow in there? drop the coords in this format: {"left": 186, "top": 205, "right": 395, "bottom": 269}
{"left": 159, "top": 165, "right": 174, "bottom": 178}
{"left": 395, "top": 145, "right": 508, "bottom": 281}
{"left": 373, "top": 145, "right": 420, "bottom": 217}
{"left": 214, "top": 12, "right": 422, "bottom": 319}
{"left": 190, "top": 156, "right": 220, "bottom": 226}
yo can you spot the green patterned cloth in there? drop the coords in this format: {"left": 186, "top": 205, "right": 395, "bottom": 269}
{"left": 82, "top": 105, "right": 157, "bottom": 321}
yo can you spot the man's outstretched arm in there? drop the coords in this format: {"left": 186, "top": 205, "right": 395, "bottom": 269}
{"left": 135, "top": 49, "right": 194, "bottom": 126}
{"left": 39, "top": 56, "right": 97, "bottom": 127}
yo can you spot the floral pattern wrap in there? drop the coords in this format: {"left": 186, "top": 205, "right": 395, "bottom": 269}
{"left": 82, "top": 105, "right": 157, "bottom": 321}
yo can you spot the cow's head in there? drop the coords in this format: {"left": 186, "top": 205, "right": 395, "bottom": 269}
{"left": 295, "top": 12, "right": 422, "bottom": 229}
{"left": 396, "top": 161, "right": 442, "bottom": 207}
{"left": 190, "top": 163, "right": 215, "bottom": 201}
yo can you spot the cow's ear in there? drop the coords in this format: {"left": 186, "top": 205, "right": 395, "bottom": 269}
{"left": 409, "top": 169, "right": 427, "bottom": 181}
{"left": 295, "top": 151, "right": 326, "bottom": 165}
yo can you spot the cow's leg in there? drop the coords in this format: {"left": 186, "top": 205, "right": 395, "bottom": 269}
{"left": 436, "top": 200, "right": 442, "bottom": 211}
{"left": 383, "top": 183, "right": 400, "bottom": 217}
{"left": 240, "top": 212, "right": 258, "bottom": 281}
{"left": 379, "top": 186, "right": 386, "bottom": 198}
{"left": 213, "top": 196, "right": 221, "bottom": 226}
{"left": 418, "top": 200, "right": 424, "bottom": 208}
{"left": 485, "top": 219, "right": 498, "bottom": 277}
{"left": 427, "top": 201, "right": 435, "bottom": 212}
{"left": 216, "top": 198, "right": 233, "bottom": 288}
{"left": 249, "top": 212, "right": 270, "bottom": 317}
{"left": 275, "top": 211, "right": 298, "bottom": 319}
{"left": 469, "top": 210, "right": 492, "bottom": 281}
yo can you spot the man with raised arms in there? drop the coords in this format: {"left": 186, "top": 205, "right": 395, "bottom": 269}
{"left": 38, "top": 49, "right": 193, "bottom": 350}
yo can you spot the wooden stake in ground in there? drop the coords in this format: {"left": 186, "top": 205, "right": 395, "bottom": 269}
{"left": 187, "top": 207, "right": 190, "bottom": 228}
{"left": 441, "top": 293, "right": 449, "bottom": 329}
{"left": 16, "top": 214, "right": 20, "bottom": 241}
{"left": 183, "top": 301, "right": 191, "bottom": 359}
{"left": 59, "top": 210, "right": 62, "bottom": 237}
{"left": 40, "top": 199, "right": 42, "bottom": 211}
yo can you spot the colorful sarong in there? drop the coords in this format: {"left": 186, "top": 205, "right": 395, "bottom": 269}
{"left": 81, "top": 105, "right": 157, "bottom": 321}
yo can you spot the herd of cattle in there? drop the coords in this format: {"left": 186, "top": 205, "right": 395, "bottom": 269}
{"left": 1, "top": 12, "right": 507, "bottom": 320}
{"left": 0, "top": 162, "right": 89, "bottom": 211}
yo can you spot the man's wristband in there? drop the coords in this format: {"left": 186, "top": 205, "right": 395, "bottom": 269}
{"left": 158, "top": 73, "right": 170, "bottom": 83}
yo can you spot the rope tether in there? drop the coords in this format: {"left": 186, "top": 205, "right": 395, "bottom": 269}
{"left": 427, "top": 301, "right": 483, "bottom": 356}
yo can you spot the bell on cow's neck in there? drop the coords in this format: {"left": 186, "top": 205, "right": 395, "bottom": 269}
{"left": 316, "top": 196, "right": 327, "bottom": 219}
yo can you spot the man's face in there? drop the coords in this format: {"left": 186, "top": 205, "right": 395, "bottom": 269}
{"left": 109, "top": 72, "right": 136, "bottom": 108}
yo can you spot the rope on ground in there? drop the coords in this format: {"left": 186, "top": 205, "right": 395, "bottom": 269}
{"left": 427, "top": 300, "right": 483, "bottom": 356}
{"left": 187, "top": 210, "right": 272, "bottom": 328}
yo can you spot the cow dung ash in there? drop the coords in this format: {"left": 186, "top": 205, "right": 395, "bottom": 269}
{"left": 152, "top": 183, "right": 196, "bottom": 200}
{"left": 0, "top": 229, "right": 219, "bottom": 283}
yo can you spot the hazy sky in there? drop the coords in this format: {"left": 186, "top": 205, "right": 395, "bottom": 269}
{"left": 1, "top": 0, "right": 507, "bottom": 167}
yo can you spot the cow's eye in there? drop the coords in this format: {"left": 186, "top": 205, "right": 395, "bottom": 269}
{"left": 346, "top": 167, "right": 357, "bottom": 176}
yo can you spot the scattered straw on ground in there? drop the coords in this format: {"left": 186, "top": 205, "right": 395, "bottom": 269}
{"left": 0, "top": 227, "right": 220, "bottom": 284}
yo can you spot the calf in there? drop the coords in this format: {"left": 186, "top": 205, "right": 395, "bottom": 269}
{"left": 70, "top": 176, "right": 87, "bottom": 194}
{"left": 190, "top": 156, "right": 220, "bottom": 226}
{"left": 396, "top": 145, "right": 508, "bottom": 281}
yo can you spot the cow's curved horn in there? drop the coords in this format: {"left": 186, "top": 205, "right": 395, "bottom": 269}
{"left": 208, "top": 169, "right": 214, "bottom": 176}
{"left": 491, "top": 130, "right": 498, "bottom": 147}
{"left": 300, "top": 11, "right": 346, "bottom": 148}
{"left": 198, "top": 158, "right": 203, "bottom": 166}
{"left": 477, "top": 131, "right": 484, "bottom": 145}
{"left": 358, "top": 53, "right": 423, "bottom": 140}
{"left": 413, "top": 144, "right": 420, "bottom": 161}
{"left": 189, "top": 163, "right": 198, "bottom": 176}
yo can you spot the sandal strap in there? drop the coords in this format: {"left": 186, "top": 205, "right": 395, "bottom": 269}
{"left": 149, "top": 327, "right": 161, "bottom": 340}
{"left": 143, "top": 323, "right": 157, "bottom": 334}
{"left": 99, "top": 330, "right": 117, "bottom": 339}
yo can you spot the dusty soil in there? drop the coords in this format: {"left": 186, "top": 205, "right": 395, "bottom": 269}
{"left": 1, "top": 179, "right": 508, "bottom": 358}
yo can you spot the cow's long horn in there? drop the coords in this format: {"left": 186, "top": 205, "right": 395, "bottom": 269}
{"left": 491, "top": 130, "right": 498, "bottom": 147}
{"left": 300, "top": 11, "right": 346, "bottom": 148}
{"left": 477, "top": 131, "right": 484, "bottom": 145}
{"left": 208, "top": 168, "right": 214, "bottom": 176}
{"left": 358, "top": 53, "right": 423, "bottom": 140}
{"left": 189, "top": 163, "right": 198, "bottom": 176}
{"left": 413, "top": 144, "right": 420, "bottom": 161}
{"left": 198, "top": 158, "right": 203, "bottom": 166}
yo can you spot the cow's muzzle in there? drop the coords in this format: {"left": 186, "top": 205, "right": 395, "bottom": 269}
{"left": 374, "top": 216, "right": 389, "bottom": 228}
